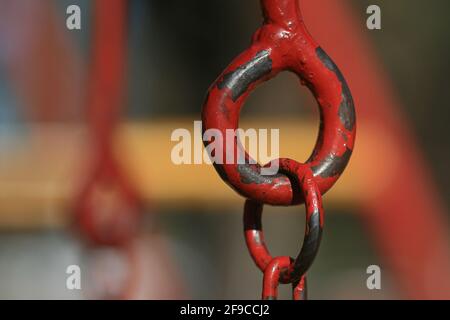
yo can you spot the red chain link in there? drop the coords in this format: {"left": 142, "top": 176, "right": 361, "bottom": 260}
{"left": 245, "top": 161, "right": 323, "bottom": 299}
{"left": 262, "top": 257, "right": 307, "bottom": 300}
{"left": 202, "top": 0, "right": 356, "bottom": 299}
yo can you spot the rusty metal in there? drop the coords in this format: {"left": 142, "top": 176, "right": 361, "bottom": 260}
{"left": 202, "top": 0, "right": 355, "bottom": 299}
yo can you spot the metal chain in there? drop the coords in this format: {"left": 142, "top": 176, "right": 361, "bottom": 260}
{"left": 202, "top": 0, "right": 356, "bottom": 299}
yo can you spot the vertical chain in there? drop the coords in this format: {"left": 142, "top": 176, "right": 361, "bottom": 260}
{"left": 202, "top": 0, "right": 356, "bottom": 299}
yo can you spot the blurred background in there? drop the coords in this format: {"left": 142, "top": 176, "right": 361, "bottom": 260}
{"left": 0, "top": 0, "right": 449, "bottom": 299}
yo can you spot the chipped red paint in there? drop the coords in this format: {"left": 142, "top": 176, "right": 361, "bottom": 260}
{"left": 292, "top": 276, "right": 307, "bottom": 301}
{"left": 262, "top": 256, "right": 291, "bottom": 300}
{"left": 74, "top": 0, "right": 141, "bottom": 247}
{"left": 244, "top": 163, "right": 324, "bottom": 280}
{"left": 203, "top": 0, "right": 354, "bottom": 300}
{"left": 244, "top": 163, "right": 323, "bottom": 298}
{"left": 202, "top": 0, "right": 356, "bottom": 206}
{"left": 262, "top": 256, "right": 307, "bottom": 300}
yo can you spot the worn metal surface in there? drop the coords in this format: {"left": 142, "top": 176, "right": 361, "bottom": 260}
{"left": 244, "top": 161, "right": 323, "bottom": 299}
{"left": 262, "top": 257, "right": 307, "bottom": 300}
{"left": 202, "top": 0, "right": 355, "bottom": 300}
{"left": 202, "top": 0, "right": 356, "bottom": 206}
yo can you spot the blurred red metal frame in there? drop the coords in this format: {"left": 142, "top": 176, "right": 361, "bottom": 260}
{"left": 302, "top": 0, "right": 450, "bottom": 299}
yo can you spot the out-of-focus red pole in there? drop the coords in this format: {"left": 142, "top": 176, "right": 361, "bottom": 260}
{"left": 89, "top": 0, "right": 127, "bottom": 155}
{"left": 75, "top": 0, "right": 141, "bottom": 247}
{"left": 77, "top": 0, "right": 187, "bottom": 300}
{"left": 74, "top": 0, "right": 141, "bottom": 299}
{"left": 301, "top": 0, "right": 450, "bottom": 299}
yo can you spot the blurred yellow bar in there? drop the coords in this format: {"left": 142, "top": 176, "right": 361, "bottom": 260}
{"left": 0, "top": 118, "right": 393, "bottom": 229}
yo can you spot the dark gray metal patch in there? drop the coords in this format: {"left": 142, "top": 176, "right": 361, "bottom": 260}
{"left": 311, "top": 147, "right": 353, "bottom": 178}
{"left": 217, "top": 50, "right": 273, "bottom": 102}
{"left": 237, "top": 163, "right": 283, "bottom": 185}
{"left": 316, "top": 47, "right": 356, "bottom": 131}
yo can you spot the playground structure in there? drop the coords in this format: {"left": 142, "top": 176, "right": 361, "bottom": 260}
{"left": 0, "top": 0, "right": 449, "bottom": 299}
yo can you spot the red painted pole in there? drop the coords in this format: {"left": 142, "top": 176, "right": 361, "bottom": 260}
{"left": 76, "top": 0, "right": 141, "bottom": 247}
{"left": 301, "top": 0, "right": 450, "bottom": 299}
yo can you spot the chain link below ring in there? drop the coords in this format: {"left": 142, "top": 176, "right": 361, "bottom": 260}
{"left": 244, "top": 160, "right": 324, "bottom": 298}
{"left": 262, "top": 256, "right": 307, "bottom": 300}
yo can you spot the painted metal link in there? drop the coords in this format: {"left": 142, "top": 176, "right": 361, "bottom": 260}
{"left": 202, "top": 0, "right": 356, "bottom": 299}
{"left": 202, "top": 0, "right": 355, "bottom": 206}
{"left": 245, "top": 161, "right": 323, "bottom": 299}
